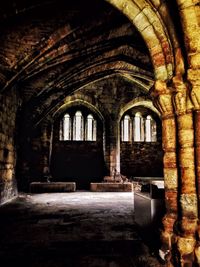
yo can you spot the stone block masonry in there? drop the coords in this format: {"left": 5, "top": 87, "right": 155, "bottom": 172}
{"left": 30, "top": 182, "right": 76, "bottom": 193}
{"left": 0, "top": 89, "right": 19, "bottom": 204}
{"left": 90, "top": 182, "right": 133, "bottom": 192}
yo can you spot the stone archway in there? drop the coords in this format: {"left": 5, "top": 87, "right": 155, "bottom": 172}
{"left": 102, "top": 1, "right": 199, "bottom": 265}
{"left": 119, "top": 97, "right": 161, "bottom": 120}
{"left": 106, "top": 0, "right": 174, "bottom": 81}
{"left": 119, "top": 103, "right": 163, "bottom": 178}
{"left": 104, "top": 1, "right": 199, "bottom": 265}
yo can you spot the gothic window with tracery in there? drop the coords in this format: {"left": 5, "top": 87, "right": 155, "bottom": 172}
{"left": 121, "top": 111, "right": 157, "bottom": 143}
{"left": 59, "top": 110, "right": 97, "bottom": 141}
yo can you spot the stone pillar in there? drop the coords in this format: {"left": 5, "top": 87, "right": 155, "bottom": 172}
{"left": 175, "top": 2, "right": 200, "bottom": 264}
{"left": 109, "top": 117, "right": 120, "bottom": 175}
{"left": 188, "top": 69, "right": 200, "bottom": 265}
{"left": 173, "top": 76, "right": 198, "bottom": 266}
{"left": 176, "top": 0, "right": 200, "bottom": 70}
{"left": 194, "top": 110, "right": 200, "bottom": 265}
{"left": 151, "top": 80, "right": 178, "bottom": 266}
{"left": 195, "top": 109, "right": 200, "bottom": 205}
{"left": 40, "top": 122, "right": 53, "bottom": 179}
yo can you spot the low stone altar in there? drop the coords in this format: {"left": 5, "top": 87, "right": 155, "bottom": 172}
{"left": 90, "top": 182, "right": 133, "bottom": 192}
{"left": 30, "top": 182, "right": 76, "bottom": 193}
{"left": 90, "top": 169, "right": 133, "bottom": 192}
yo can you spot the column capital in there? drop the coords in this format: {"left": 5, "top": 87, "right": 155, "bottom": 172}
{"left": 151, "top": 80, "right": 174, "bottom": 118}
{"left": 172, "top": 75, "right": 193, "bottom": 115}
{"left": 188, "top": 69, "right": 200, "bottom": 110}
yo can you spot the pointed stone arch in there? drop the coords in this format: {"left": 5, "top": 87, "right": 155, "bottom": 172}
{"left": 105, "top": 0, "right": 175, "bottom": 81}
{"left": 119, "top": 97, "right": 160, "bottom": 122}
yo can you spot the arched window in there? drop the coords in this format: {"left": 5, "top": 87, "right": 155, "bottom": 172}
{"left": 73, "top": 111, "right": 84, "bottom": 141}
{"left": 121, "top": 115, "right": 131, "bottom": 141}
{"left": 86, "top": 114, "right": 97, "bottom": 141}
{"left": 59, "top": 109, "right": 98, "bottom": 142}
{"left": 59, "top": 113, "right": 71, "bottom": 141}
{"left": 63, "top": 113, "right": 71, "bottom": 140}
{"left": 134, "top": 112, "right": 144, "bottom": 141}
{"left": 145, "top": 115, "right": 152, "bottom": 142}
{"left": 151, "top": 119, "right": 157, "bottom": 142}
{"left": 145, "top": 115, "right": 157, "bottom": 142}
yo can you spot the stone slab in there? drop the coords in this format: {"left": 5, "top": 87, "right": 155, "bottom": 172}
{"left": 134, "top": 192, "right": 165, "bottom": 228}
{"left": 90, "top": 182, "right": 133, "bottom": 192}
{"left": 30, "top": 182, "right": 76, "bottom": 193}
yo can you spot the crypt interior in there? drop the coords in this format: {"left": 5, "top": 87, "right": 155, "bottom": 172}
{"left": 0, "top": 0, "right": 200, "bottom": 266}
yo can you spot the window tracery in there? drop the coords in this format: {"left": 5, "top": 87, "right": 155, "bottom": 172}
{"left": 59, "top": 110, "right": 97, "bottom": 141}
{"left": 121, "top": 112, "right": 157, "bottom": 142}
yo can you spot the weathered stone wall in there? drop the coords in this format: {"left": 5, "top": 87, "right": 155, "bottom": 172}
{"left": 50, "top": 115, "right": 105, "bottom": 189}
{"left": 18, "top": 110, "right": 105, "bottom": 191}
{"left": 71, "top": 76, "right": 155, "bottom": 175}
{"left": 120, "top": 106, "right": 163, "bottom": 178}
{"left": 120, "top": 142, "right": 163, "bottom": 178}
{"left": 51, "top": 141, "right": 105, "bottom": 190}
{"left": 16, "top": 122, "right": 53, "bottom": 191}
{"left": 16, "top": 76, "right": 154, "bottom": 190}
{"left": 0, "top": 89, "right": 18, "bottom": 204}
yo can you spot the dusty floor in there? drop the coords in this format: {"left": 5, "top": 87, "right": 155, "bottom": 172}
{"left": 0, "top": 192, "right": 163, "bottom": 267}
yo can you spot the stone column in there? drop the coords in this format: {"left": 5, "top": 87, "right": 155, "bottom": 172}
{"left": 151, "top": 80, "right": 178, "bottom": 266}
{"left": 188, "top": 69, "right": 200, "bottom": 265}
{"left": 175, "top": 2, "right": 200, "bottom": 265}
{"left": 173, "top": 76, "right": 198, "bottom": 266}
{"left": 176, "top": 0, "right": 200, "bottom": 71}
{"left": 109, "top": 117, "right": 120, "bottom": 175}
{"left": 40, "top": 122, "right": 52, "bottom": 179}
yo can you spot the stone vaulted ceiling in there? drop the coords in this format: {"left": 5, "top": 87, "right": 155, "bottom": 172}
{"left": 0, "top": 0, "right": 156, "bottom": 126}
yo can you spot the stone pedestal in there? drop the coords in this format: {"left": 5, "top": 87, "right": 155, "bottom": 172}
{"left": 30, "top": 182, "right": 76, "bottom": 193}
{"left": 134, "top": 192, "right": 165, "bottom": 227}
{"left": 90, "top": 182, "right": 133, "bottom": 192}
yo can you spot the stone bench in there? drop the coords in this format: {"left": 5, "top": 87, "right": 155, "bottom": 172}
{"left": 30, "top": 182, "right": 76, "bottom": 193}
{"left": 90, "top": 182, "right": 133, "bottom": 192}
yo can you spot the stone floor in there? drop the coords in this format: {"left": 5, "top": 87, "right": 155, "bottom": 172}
{"left": 0, "top": 192, "right": 163, "bottom": 267}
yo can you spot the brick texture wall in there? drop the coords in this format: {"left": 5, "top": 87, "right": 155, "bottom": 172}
{"left": 50, "top": 116, "right": 105, "bottom": 190}
{"left": 51, "top": 141, "right": 105, "bottom": 190}
{"left": 120, "top": 142, "right": 163, "bottom": 178}
{"left": 0, "top": 89, "right": 18, "bottom": 204}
